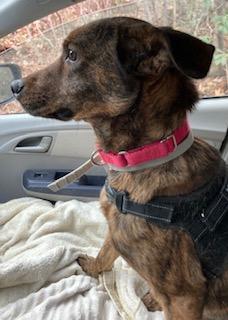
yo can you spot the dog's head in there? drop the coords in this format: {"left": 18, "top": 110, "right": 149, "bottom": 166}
{"left": 12, "top": 17, "right": 215, "bottom": 121}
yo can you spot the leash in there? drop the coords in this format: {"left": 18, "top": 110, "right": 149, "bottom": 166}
{"left": 48, "top": 151, "right": 104, "bottom": 192}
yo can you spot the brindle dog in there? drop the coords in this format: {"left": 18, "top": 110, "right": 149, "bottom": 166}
{"left": 13, "top": 17, "right": 228, "bottom": 320}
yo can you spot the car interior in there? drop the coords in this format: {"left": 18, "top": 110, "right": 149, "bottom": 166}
{"left": 0, "top": 0, "right": 227, "bottom": 319}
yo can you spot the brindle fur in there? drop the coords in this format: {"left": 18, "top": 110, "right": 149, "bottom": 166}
{"left": 17, "top": 17, "right": 228, "bottom": 320}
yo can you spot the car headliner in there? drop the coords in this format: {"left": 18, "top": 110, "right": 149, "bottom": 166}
{"left": 0, "top": 0, "right": 83, "bottom": 38}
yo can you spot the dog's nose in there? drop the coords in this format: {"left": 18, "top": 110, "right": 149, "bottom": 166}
{"left": 11, "top": 79, "right": 24, "bottom": 96}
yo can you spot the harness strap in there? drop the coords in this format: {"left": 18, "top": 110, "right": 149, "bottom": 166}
{"left": 105, "top": 169, "right": 228, "bottom": 229}
{"left": 106, "top": 183, "right": 174, "bottom": 224}
{"left": 188, "top": 172, "right": 228, "bottom": 242}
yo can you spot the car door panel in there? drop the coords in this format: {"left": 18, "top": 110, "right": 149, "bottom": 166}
{"left": 0, "top": 113, "right": 106, "bottom": 202}
{"left": 189, "top": 97, "right": 228, "bottom": 149}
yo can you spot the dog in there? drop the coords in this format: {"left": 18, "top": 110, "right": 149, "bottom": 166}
{"left": 12, "top": 17, "right": 228, "bottom": 320}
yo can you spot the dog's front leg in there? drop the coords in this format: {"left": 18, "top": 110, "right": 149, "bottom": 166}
{"left": 77, "top": 232, "right": 119, "bottom": 278}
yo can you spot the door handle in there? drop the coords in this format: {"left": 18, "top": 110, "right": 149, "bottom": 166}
{"left": 14, "top": 136, "right": 52, "bottom": 153}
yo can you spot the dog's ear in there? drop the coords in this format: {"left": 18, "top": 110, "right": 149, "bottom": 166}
{"left": 117, "top": 25, "right": 170, "bottom": 77}
{"left": 161, "top": 27, "right": 215, "bottom": 79}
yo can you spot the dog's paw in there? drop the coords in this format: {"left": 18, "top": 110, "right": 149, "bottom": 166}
{"left": 142, "top": 292, "right": 162, "bottom": 312}
{"left": 77, "top": 255, "right": 99, "bottom": 278}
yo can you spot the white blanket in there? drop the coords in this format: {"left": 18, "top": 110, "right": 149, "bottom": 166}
{"left": 0, "top": 197, "right": 163, "bottom": 320}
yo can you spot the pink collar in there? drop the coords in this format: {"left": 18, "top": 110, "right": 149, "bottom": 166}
{"left": 97, "top": 119, "right": 191, "bottom": 169}
{"left": 48, "top": 118, "right": 192, "bottom": 192}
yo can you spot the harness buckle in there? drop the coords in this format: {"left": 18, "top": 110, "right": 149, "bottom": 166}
{"left": 115, "top": 191, "right": 126, "bottom": 213}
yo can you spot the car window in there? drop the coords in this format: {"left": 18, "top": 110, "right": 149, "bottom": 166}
{"left": 0, "top": 0, "right": 227, "bottom": 115}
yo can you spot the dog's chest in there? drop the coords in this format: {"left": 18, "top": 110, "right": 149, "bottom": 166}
{"left": 104, "top": 203, "right": 177, "bottom": 264}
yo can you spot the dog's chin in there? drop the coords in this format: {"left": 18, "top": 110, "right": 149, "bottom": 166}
{"left": 46, "top": 108, "right": 74, "bottom": 121}
{"left": 23, "top": 105, "right": 74, "bottom": 121}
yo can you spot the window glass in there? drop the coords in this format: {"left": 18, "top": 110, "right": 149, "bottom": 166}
{"left": 0, "top": 0, "right": 227, "bottom": 115}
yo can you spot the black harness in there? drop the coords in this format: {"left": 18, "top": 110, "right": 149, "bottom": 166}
{"left": 105, "top": 162, "right": 228, "bottom": 279}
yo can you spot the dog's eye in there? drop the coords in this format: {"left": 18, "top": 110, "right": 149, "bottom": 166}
{"left": 67, "top": 49, "right": 77, "bottom": 62}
